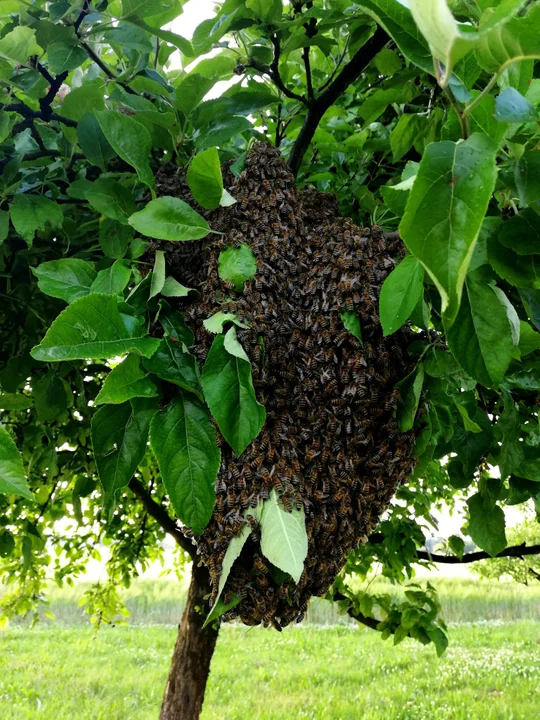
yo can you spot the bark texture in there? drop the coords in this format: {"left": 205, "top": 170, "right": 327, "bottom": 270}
{"left": 160, "top": 564, "right": 219, "bottom": 720}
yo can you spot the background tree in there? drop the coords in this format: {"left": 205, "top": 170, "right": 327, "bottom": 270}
{"left": 1, "top": 1, "right": 540, "bottom": 719}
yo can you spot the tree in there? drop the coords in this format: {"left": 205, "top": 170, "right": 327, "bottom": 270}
{"left": 1, "top": 0, "right": 540, "bottom": 718}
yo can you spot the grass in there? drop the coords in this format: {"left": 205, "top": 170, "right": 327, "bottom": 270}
{"left": 30, "top": 575, "right": 540, "bottom": 626}
{"left": 0, "top": 622, "right": 539, "bottom": 720}
{"left": 1, "top": 576, "right": 539, "bottom": 719}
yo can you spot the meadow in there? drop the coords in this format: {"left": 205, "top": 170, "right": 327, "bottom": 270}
{"left": 0, "top": 577, "right": 539, "bottom": 720}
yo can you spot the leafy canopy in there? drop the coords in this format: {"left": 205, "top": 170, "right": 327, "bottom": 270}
{"left": 0, "top": 0, "right": 538, "bottom": 651}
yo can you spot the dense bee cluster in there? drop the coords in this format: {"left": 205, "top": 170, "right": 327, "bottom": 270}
{"left": 155, "top": 142, "right": 416, "bottom": 628}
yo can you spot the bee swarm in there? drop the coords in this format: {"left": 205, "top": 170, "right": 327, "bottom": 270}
{"left": 156, "top": 142, "right": 416, "bottom": 629}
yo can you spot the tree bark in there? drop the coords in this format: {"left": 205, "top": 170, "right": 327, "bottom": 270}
{"left": 160, "top": 563, "right": 219, "bottom": 720}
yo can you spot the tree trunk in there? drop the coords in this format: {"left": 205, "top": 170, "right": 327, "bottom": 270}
{"left": 160, "top": 564, "right": 219, "bottom": 720}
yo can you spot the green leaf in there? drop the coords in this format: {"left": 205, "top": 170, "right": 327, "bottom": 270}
{"left": 149, "top": 394, "right": 220, "bottom": 534}
{"left": 497, "top": 393, "right": 523, "bottom": 480}
{"left": 122, "top": 0, "right": 166, "bottom": 19}
{"left": 76, "top": 113, "right": 116, "bottom": 172}
{"left": 205, "top": 524, "right": 250, "bottom": 625}
{"left": 498, "top": 210, "right": 540, "bottom": 257}
{"left": 223, "top": 326, "right": 250, "bottom": 363}
{"left": 375, "top": 47, "right": 402, "bottom": 76}
{"left": 203, "top": 312, "right": 249, "bottom": 334}
{"left": 161, "top": 277, "right": 192, "bottom": 297}
{"left": 33, "top": 372, "right": 68, "bottom": 423}
{"left": 160, "top": 310, "right": 194, "bottom": 346}
{"left": 218, "top": 244, "right": 257, "bottom": 292}
{"left": 488, "top": 231, "right": 540, "bottom": 289}
{"left": 424, "top": 350, "right": 456, "bottom": 378}
{"left": 408, "top": 0, "right": 473, "bottom": 81}
{"left": 260, "top": 490, "right": 308, "bottom": 584}
{"left": 495, "top": 87, "right": 538, "bottom": 123}
{"left": 379, "top": 256, "right": 424, "bottom": 336}
{"left": 0, "top": 209, "right": 8, "bottom": 245}
{"left": 32, "top": 259, "right": 97, "bottom": 304}
{"left": 99, "top": 219, "right": 133, "bottom": 259}
{"left": 92, "top": 398, "right": 157, "bottom": 509}
{"left": 85, "top": 179, "right": 136, "bottom": 224}
{"left": 340, "top": 311, "right": 363, "bottom": 342}
{"left": 448, "top": 535, "right": 465, "bottom": 560}
{"left": 60, "top": 83, "right": 105, "bottom": 126}
{"left": 90, "top": 261, "right": 131, "bottom": 297}
{"left": 491, "top": 286, "right": 520, "bottom": 346}
{"left": 400, "top": 134, "right": 498, "bottom": 326}
{"left": 0, "top": 27, "right": 41, "bottom": 64}
{"left": 202, "top": 333, "right": 265, "bottom": 456}
{"left": 475, "top": 3, "right": 540, "bottom": 74}
{"left": 95, "top": 110, "right": 154, "bottom": 188}
{"left": 128, "top": 196, "right": 210, "bottom": 241}
{"left": 466, "top": 493, "right": 507, "bottom": 557}
{"left": 10, "top": 194, "right": 64, "bottom": 246}
{"left": 203, "top": 594, "right": 242, "bottom": 628}
{"left": 95, "top": 355, "right": 158, "bottom": 405}
{"left": 150, "top": 251, "right": 166, "bottom": 300}
{"left": 518, "top": 322, "right": 540, "bottom": 357}
{"left": 455, "top": 403, "right": 482, "bottom": 433}
{"left": 0, "top": 394, "right": 32, "bottom": 411}
{"left": 187, "top": 148, "right": 223, "bottom": 210}
{"left": 390, "top": 114, "right": 424, "bottom": 162}
{"left": 246, "top": 0, "right": 282, "bottom": 23}
{"left": 47, "top": 41, "right": 86, "bottom": 74}
{"left": 0, "top": 425, "right": 32, "bottom": 500}
{"left": 514, "top": 150, "right": 540, "bottom": 208}
{"left": 357, "top": 0, "right": 432, "bottom": 73}
{"left": 31, "top": 294, "right": 160, "bottom": 362}
{"left": 446, "top": 276, "right": 514, "bottom": 387}
{"left": 396, "top": 362, "right": 424, "bottom": 433}
{"left": 143, "top": 338, "right": 202, "bottom": 398}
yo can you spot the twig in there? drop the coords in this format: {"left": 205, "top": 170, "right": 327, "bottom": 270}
{"left": 80, "top": 41, "right": 142, "bottom": 96}
{"left": 129, "top": 477, "right": 196, "bottom": 559}
{"left": 5, "top": 102, "right": 77, "bottom": 128}
{"left": 288, "top": 26, "right": 388, "bottom": 176}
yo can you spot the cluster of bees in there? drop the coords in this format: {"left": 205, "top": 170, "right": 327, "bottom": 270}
{"left": 154, "top": 143, "right": 416, "bottom": 629}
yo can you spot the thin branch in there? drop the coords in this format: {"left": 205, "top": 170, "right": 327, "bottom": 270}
{"left": 333, "top": 591, "right": 382, "bottom": 632}
{"left": 80, "top": 41, "right": 141, "bottom": 96}
{"left": 5, "top": 102, "right": 78, "bottom": 128}
{"left": 22, "top": 149, "right": 85, "bottom": 162}
{"left": 74, "top": 0, "right": 90, "bottom": 33}
{"left": 288, "top": 26, "right": 388, "bottom": 176}
{"left": 303, "top": 47, "right": 314, "bottom": 101}
{"left": 129, "top": 477, "right": 196, "bottom": 559}
{"left": 417, "top": 543, "right": 540, "bottom": 564}
{"left": 367, "top": 533, "right": 540, "bottom": 563}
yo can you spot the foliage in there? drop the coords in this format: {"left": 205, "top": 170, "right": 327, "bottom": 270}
{"left": 0, "top": 0, "right": 540, "bottom": 663}
{"left": 472, "top": 517, "right": 540, "bottom": 584}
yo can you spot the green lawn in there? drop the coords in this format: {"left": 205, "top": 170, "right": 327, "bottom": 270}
{"left": 1, "top": 621, "right": 539, "bottom": 720}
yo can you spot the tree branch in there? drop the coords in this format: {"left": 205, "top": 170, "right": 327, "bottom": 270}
{"left": 333, "top": 592, "right": 381, "bottom": 631}
{"left": 287, "top": 26, "right": 388, "bottom": 177}
{"left": 129, "top": 477, "right": 196, "bottom": 559}
{"left": 417, "top": 543, "right": 540, "bottom": 564}
{"left": 80, "top": 41, "right": 141, "bottom": 96}
{"left": 5, "top": 102, "right": 77, "bottom": 128}
{"left": 367, "top": 533, "right": 540, "bottom": 563}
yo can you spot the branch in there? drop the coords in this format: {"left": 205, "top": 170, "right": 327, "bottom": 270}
{"left": 417, "top": 543, "right": 540, "bottom": 564}
{"left": 37, "top": 64, "right": 68, "bottom": 116}
{"left": 80, "top": 41, "right": 141, "bottom": 96}
{"left": 333, "top": 592, "right": 381, "bottom": 631}
{"left": 367, "top": 533, "right": 540, "bottom": 563}
{"left": 129, "top": 477, "right": 196, "bottom": 559}
{"left": 21, "top": 149, "right": 85, "bottom": 162}
{"left": 287, "top": 26, "right": 388, "bottom": 177}
{"left": 74, "top": 0, "right": 90, "bottom": 33}
{"left": 303, "top": 47, "right": 314, "bottom": 101}
{"left": 5, "top": 102, "right": 77, "bottom": 128}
